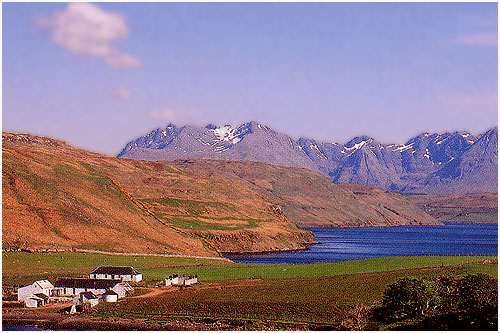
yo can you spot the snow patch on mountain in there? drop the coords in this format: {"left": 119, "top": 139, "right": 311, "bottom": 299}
{"left": 392, "top": 142, "right": 414, "bottom": 152}
{"left": 210, "top": 124, "right": 251, "bottom": 145}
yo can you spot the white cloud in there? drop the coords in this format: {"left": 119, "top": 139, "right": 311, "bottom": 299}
{"left": 150, "top": 109, "right": 178, "bottom": 122}
{"left": 109, "top": 87, "right": 132, "bottom": 101}
{"left": 456, "top": 32, "right": 498, "bottom": 47}
{"left": 37, "top": 3, "right": 142, "bottom": 68}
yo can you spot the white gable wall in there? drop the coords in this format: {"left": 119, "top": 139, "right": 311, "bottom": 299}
{"left": 25, "top": 297, "right": 41, "bottom": 308}
{"left": 18, "top": 280, "right": 53, "bottom": 301}
{"left": 18, "top": 285, "right": 36, "bottom": 301}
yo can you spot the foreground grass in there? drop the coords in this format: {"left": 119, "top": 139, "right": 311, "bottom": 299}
{"left": 3, "top": 252, "right": 496, "bottom": 327}
{"left": 91, "top": 261, "right": 497, "bottom": 326}
{"left": 3, "top": 252, "right": 496, "bottom": 285}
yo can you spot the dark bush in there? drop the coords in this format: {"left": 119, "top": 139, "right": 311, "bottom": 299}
{"left": 376, "top": 273, "right": 498, "bottom": 330}
{"left": 456, "top": 273, "right": 497, "bottom": 311}
{"left": 380, "top": 277, "right": 437, "bottom": 321}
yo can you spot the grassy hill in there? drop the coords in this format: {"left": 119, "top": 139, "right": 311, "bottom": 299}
{"left": 3, "top": 132, "right": 438, "bottom": 255}
{"left": 408, "top": 193, "right": 498, "bottom": 223}
{"left": 172, "top": 159, "right": 440, "bottom": 228}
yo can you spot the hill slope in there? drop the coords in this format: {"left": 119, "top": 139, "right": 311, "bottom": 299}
{"left": 2, "top": 132, "right": 312, "bottom": 255}
{"left": 3, "top": 132, "right": 438, "bottom": 255}
{"left": 170, "top": 159, "right": 440, "bottom": 228}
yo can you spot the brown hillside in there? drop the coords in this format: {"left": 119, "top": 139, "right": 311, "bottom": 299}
{"left": 408, "top": 193, "right": 498, "bottom": 224}
{"left": 2, "top": 132, "right": 313, "bottom": 255}
{"left": 170, "top": 160, "right": 441, "bottom": 228}
{"left": 2, "top": 132, "right": 438, "bottom": 256}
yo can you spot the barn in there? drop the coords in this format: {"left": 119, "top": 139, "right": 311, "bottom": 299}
{"left": 89, "top": 266, "right": 142, "bottom": 282}
{"left": 53, "top": 278, "right": 120, "bottom": 296}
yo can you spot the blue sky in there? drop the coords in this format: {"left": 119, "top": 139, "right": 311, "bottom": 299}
{"left": 3, "top": 2, "right": 498, "bottom": 155}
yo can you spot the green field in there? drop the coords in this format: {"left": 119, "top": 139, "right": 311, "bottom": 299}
{"left": 92, "top": 260, "right": 497, "bottom": 327}
{"left": 2, "top": 252, "right": 496, "bottom": 285}
{"left": 3, "top": 252, "right": 497, "bottom": 328}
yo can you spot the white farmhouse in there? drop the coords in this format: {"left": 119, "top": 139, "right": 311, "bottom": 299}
{"left": 17, "top": 280, "right": 54, "bottom": 302}
{"left": 89, "top": 266, "right": 142, "bottom": 282}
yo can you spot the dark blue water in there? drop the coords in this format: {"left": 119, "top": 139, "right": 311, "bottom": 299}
{"left": 2, "top": 325, "right": 44, "bottom": 331}
{"left": 226, "top": 223, "right": 498, "bottom": 264}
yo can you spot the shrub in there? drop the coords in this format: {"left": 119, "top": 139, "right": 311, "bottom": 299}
{"left": 456, "top": 273, "right": 497, "bottom": 311}
{"left": 377, "top": 273, "right": 498, "bottom": 329}
{"left": 380, "top": 277, "right": 437, "bottom": 321}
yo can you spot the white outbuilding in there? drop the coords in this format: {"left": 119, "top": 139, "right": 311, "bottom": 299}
{"left": 102, "top": 289, "right": 118, "bottom": 303}
{"left": 70, "top": 291, "right": 99, "bottom": 314}
{"left": 165, "top": 274, "right": 198, "bottom": 287}
{"left": 89, "top": 266, "right": 142, "bottom": 282}
{"left": 25, "top": 293, "right": 50, "bottom": 308}
{"left": 17, "top": 280, "right": 54, "bottom": 302}
{"left": 111, "top": 282, "right": 134, "bottom": 298}
{"left": 185, "top": 275, "right": 198, "bottom": 286}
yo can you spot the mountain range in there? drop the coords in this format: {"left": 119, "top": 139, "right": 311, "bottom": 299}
{"left": 118, "top": 122, "right": 498, "bottom": 194}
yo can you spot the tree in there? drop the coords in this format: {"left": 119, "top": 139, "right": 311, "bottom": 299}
{"left": 381, "top": 277, "right": 437, "bottom": 321}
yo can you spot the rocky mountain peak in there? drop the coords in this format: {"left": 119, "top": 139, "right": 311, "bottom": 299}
{"left": 117, "top": 123, "right": 497, "bottom": 194}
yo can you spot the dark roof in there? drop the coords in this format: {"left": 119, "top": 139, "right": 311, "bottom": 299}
{"left": 103, "top": 289, "right": 118, "bottom": 296}
{"left": 33, "top": 293, "right": 49, "bottom": 301}
{"left": 54, "top": 278, "right": 120, "bottom": 289}
{"left": 90, "top": 266, "right": 141, "bottom": 275}
{"left": 80, "top": 291, "right": 98, "bottom": 300}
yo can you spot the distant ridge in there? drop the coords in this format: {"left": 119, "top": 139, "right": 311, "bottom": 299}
{"left": 118, "top": 122, "right": 498, "bottom": 194}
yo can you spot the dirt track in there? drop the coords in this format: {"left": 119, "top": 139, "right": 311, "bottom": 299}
{"left": 130, "top": 286, "right": 175, "bottom": 299}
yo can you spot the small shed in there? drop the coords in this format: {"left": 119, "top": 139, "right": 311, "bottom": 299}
{"left": 102, "top": 289, "right": 118, "bottom": 303}
{"left": 25, "top": 294, "right": 48, "bottom": 308}
{"left": 79, "top": 291, "right": 99, "bottom": 308}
